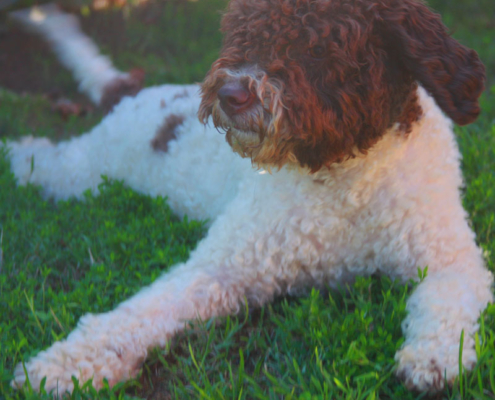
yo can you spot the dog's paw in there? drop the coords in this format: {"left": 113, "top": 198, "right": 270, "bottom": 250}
{"left": 11, "top": 316, "right": 144, "bottom": 396}
{"left": 395, "top": 343, "right": 476, "bottom": 392}
{"left": 396, "top": 354, "right": 445, "bottom": 392}
{"left": 7, "top": 136, "right": 54, "bottom": 185}
{"left": 12, "top": 341, "right": 79, "bottom": 395}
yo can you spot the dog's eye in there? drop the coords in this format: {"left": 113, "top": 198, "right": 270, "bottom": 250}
{"left": 308, "top": 45, "right": 326, "bottom": 59}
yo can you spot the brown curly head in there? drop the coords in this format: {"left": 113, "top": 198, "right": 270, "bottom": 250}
{"left": 199, "top": 0, "right": 485, "bottom": 172}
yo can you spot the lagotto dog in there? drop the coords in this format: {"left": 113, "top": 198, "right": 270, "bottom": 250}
{"left": 8, "top": 0, "right": 493, "bottom": 395}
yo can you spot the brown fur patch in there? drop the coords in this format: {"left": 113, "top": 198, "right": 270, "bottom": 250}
{"left": 151, "top": 114, "right": 185, "bottom": 152}
{"left": 101, "top": 68, "right": 145, "bottom": 113}
{"left": 173, "top": 90, "right": 189, "bottom": 100}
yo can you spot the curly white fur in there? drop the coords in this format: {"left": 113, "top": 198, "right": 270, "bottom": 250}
{"left": 6, "top": 83, "right": 493, "bottom": 394}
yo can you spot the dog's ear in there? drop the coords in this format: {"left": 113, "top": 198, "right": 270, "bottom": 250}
{"left": 376, "top": 0, "right": 485, "bottom": 125}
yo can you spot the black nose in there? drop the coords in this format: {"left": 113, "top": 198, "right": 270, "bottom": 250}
{"left": 217, "top": 82, "right": 255, "bottom": 117}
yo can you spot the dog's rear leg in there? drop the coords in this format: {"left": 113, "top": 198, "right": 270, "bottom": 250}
{"left": 5, "top": 88, "right": 173, "bottom": 201}
{"left": 7, "top": 133, "right": 109, "bottom": 200}
{"left": 9, "top": 3, "right": 143, "bottom": 112}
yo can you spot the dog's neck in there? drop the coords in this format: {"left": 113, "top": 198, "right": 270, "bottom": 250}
{"left": 300, "top": 86, "right": 439, "bottom": 185}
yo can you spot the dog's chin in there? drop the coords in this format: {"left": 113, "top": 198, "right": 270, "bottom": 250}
{"left": 225, "top": 127, "right": 262, "bottom": 158}
{"left": 227, "top": 127, "right": 260, "bottom": 145}
{"left": 208, "top": 105, "right": 297, "bottom": 168}
{"left": 208, "top": 105, "right": 264, "bottom": 156}
{"left": 225, "top": 125, "right": 300, "bottom": 170}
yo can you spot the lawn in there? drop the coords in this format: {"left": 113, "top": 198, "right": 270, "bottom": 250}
{"left": 1, "top": 0, "right": 494, "bottom": 399}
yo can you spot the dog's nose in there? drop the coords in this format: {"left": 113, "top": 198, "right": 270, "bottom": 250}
{"left": 217, "top": 83, "right": 255, "bottom": 117}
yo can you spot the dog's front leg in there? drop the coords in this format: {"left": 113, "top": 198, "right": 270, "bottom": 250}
{"left": 395, "top": 258, "right": 493, "bottom": 392}
{"left": 12, "top": 196, "right": 294, "bottom": 395}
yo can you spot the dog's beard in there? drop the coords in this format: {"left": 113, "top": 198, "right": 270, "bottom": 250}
{"left": 211, "top": 101, "right": 297, "bottom": 168}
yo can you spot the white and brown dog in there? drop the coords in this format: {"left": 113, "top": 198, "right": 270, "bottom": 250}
{"left": 8, "top": 0, "right": 493, "bottom": 395}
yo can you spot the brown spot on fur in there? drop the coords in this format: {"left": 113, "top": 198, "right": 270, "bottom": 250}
{"left": 173, "top": 89, "right": 189, "bottom": 100}
{"left": 428, "top": 358, "right": 444, "bottom": 390}
{"left": 160, "top": 99, "right": 167, "bottom": 109}
{"left": 101, "top": 68, "right": 145, "bottom": 113}
{"left": 151, "top": 113, "right": 185, "bottom": 152}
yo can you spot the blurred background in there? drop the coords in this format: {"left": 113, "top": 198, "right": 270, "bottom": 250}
{"left": 0, "top": 0, "right": 229, "bottom": 138}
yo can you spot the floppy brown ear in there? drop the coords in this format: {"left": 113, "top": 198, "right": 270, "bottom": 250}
{"left": 377, "top": 0, "right": 485, "bottom": 125}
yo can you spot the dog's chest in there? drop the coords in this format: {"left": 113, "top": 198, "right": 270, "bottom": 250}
{"left": 232, "top": 165, "right": 402, "bottom": 284}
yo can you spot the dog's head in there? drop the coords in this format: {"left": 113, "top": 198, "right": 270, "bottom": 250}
{"left": 199, "top": 0, "right": 485, "bottom": 171}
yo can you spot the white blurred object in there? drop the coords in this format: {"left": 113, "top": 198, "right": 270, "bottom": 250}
{"left": 9, "top": 3, "right": 143, "bottom": 111}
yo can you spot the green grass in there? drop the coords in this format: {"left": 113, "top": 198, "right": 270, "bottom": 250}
{"left": 1, "top": 0, "right": 495, "bottom": 399}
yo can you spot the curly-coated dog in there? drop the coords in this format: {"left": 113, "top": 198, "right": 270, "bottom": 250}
{"left": 8, "top": 0, "right": 493, "bottom": 395}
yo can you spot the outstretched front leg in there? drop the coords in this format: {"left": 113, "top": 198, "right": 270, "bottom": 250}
{"left": 12, "top": 256, "right": 258, "bottom": 394}
{"left": 11, "top": 176, "right": 314, "bottom": 395}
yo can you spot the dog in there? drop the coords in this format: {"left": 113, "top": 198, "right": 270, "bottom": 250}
{"left": 8, "top": 0, "right": 493, "bottom": 395}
